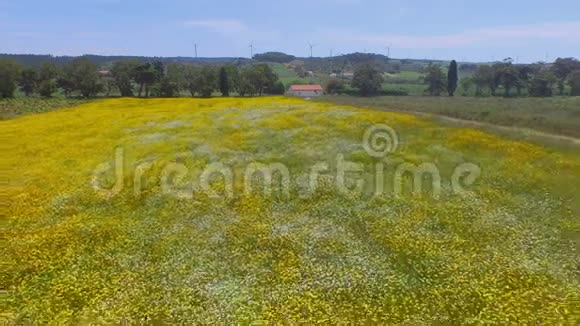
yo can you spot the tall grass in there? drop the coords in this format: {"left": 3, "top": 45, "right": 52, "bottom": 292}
{"left": 317, "top": 95, "right": 580, "bottom": 138}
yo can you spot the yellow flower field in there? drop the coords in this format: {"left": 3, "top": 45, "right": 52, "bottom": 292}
{"left": 2, "top": 97, "right": 580, "bottom": 323}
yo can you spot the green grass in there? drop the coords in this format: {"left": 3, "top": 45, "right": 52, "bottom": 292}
{"left": 267, "top": 62, "right": 329, "bottom": 88}
{"left": 268, "top": 62, "right": 297, "bottom": 78}
{"left": 385, "top": 71, "right": 423, "bottom": 81}
{"left": 397, "top": 70, "right": 422, "bottom": 79}
{"left": 316, "top": 95, "right": 580, "bottom": 138}
{"left": 382, "top": 83, "right": 425, "bottom": 96}
{"left": 0, "top": 97, "right": 93, "bottom": 120}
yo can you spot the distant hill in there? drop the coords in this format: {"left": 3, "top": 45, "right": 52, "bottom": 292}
{"left": 1, "top": 52, "right": 454, "bottom": 73}
{"left": 253, "top": 52, "right": 296, "bottom": 63}
{"left": 0, "top": 54, "right": 252, "bottom": 68}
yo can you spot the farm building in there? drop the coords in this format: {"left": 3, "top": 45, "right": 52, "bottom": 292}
{"left": 287, "top": 85, "right": 324, "bottom": 98}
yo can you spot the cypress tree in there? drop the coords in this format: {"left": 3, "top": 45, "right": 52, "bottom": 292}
{"left": 447, "top": 60, "right": 458, "bottom": 96}
{"left": 219, "top": 66, "right": 229, "bottom": 96}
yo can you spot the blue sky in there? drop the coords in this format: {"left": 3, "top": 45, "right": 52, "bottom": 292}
{"left": 1, "top": 0, "right": 579, "bottom": 63}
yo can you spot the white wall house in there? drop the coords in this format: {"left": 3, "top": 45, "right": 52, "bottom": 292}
{"left": 329, "top": 72, "right": 354, "bottom": 79}
{"left": 287, "top": 85, "right": 324, "bottom": 98}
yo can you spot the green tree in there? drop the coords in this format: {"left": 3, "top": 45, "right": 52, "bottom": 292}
{"left": 498, "top": 65, "right": 520, "bottom": 97}
{"left": 551, "top": 57, "right": 580, "bottom": 95}
{"left": 490, "top": 63, "right": 506, "bottom": 96}
{"left": 423, "top": 64, "right": 446, "bottom": 96}
{"left": 246, "top": 64, "right": 278, "bottom": 96}
{"left": 515, "top": 65, "right": 535, "bottom": 96}
{"left": 459, "top": 77, "right": 473, "bottom": 96}
{"left": 152, "top": 61, "right": 164, "bottom": 82}
{"left": 100, "top": 73, "right": 116, "bottom": 97}
{"left": 68, "top": 57, "right": 103, "bottom": 98}
{"left": 351, "top": 63, "right": 383, "bottom": 96}
{"left": 472, "top": 65, "right": 495, "bottom": 96}
{"left": 38, "top": 79, "right": 58, "bottom": 97}
{"left": 57, "top": 65, "right": 75, "bottom": 98}
{"left": 267, "top": 81, "right": 286, "bottom": 95}
{"left": 37, "top": 62, "right": 59, "bottom": 97}
{"left": 238, "top": 69, "right": 258, "bottom": 96}
{"left": 158, "top": 63, "right": 185, "bottom": 97}
{"left": 111, "top": 60, "right": 138, "bottom": 97}
{"left": 19, "top": 67, "right": 37, "bottom": 96}
{"left": 133, "top": 63, "right": 157, "bottom": 97}
{"left": 198, "top": 66, "right": 217, "bottom": 97}
{"left": 183, "top": 65, "right": 201, "bottom": 97}
{"left": 528, "top": 77, "right": 552, "bottom": 97}
{"left": 0, "top": 59, "right": 22, "bottom": 98}
{"left": 447, "top": 60, "right": 458, "bottom": 96}
{"left": 326, "top": 79, "right": 345, "bottom": 95}
{"left": 569, "top": 70, "right": 580, "bottom": 96}
{"left": 219, "top": 66, "right": 229, "bottom": 96}
{"left": 253, "top": 52, "right": 296, "bottom": 63}
{"left": 293, "top": 65, "right": 307, "bottom": 78}
{"left": 224, "top": 65, "right": 240, "bottom": 94}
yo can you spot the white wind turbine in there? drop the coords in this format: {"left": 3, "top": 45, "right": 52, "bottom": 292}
{"left": 249, "top": 41, "right": 255, "bottom": 59}
{"left": 308, "top": 42, "right": 318, "bottom": 57}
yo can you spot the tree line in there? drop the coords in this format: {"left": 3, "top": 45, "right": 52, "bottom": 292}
{"left": 424, "top": 57, "right": 580, "bottom": 97}
{"left": 0, "top": 57, "right": 286, "bottom": 99}
{"left": 0, "top": 54, "right": 250, "bottom": 68}
{"left": 324, "top": 57, "right": 580, "bottom": 97}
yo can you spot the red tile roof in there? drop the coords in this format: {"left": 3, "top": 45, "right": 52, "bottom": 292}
{"left": 289, "top": 85, "right": 323, "bottom": 91}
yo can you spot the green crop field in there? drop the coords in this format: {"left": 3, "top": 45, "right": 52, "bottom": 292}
{"left": 268, "top": 63, "right": 296, "bottom": 78}
{"left": 3, "top": 97, "right": 580, "bottom": 324}
{"left": 318, "top": 95, "right": 580, "bottom": 138}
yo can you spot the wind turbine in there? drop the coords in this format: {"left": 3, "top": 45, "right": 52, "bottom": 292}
{"left": 385, "top": 44, "right": 391, "bottom": 58}
{"left": 193, "top": 42, "right": 198, "bottom": 58}
{"left": 308, "top": 42, "right": 317, "bottom": 57}
{"left": 249, "top": 41, "right": 255, "bottom": 59}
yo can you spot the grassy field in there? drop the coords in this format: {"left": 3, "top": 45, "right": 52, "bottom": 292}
{"left": 384, "top": 71, "right": 422, "bottom": 82}
{"left": 3, "top": 97, "right": 580, "bottom": 323}
{"left": 0, "top": 98, "right": 93, "bottom": 120}
{"left": 382, "top": 70, "right": 425, "bottom": 95}
{"left": 382, "top": 83, "right": 425, "bottom": 96}
{"left": 267, "top": 62, "right": 321, "bottom": 88}
{"left": 268, "top": 63, "right": 296, "bottom": 79}
{"left": 317, "top": 95, "right": 580, "bottom": 138}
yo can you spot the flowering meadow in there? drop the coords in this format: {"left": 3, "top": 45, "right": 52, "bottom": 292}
{"left": 3, "top": 97, "right": 580, "bottom": 323}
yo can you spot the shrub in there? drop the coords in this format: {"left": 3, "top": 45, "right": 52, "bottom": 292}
{"left": 325, "top": 79, "right": 345, "bottom": 95}
{"left": 267, "top": 81, "right": 286, "bottom": 95}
